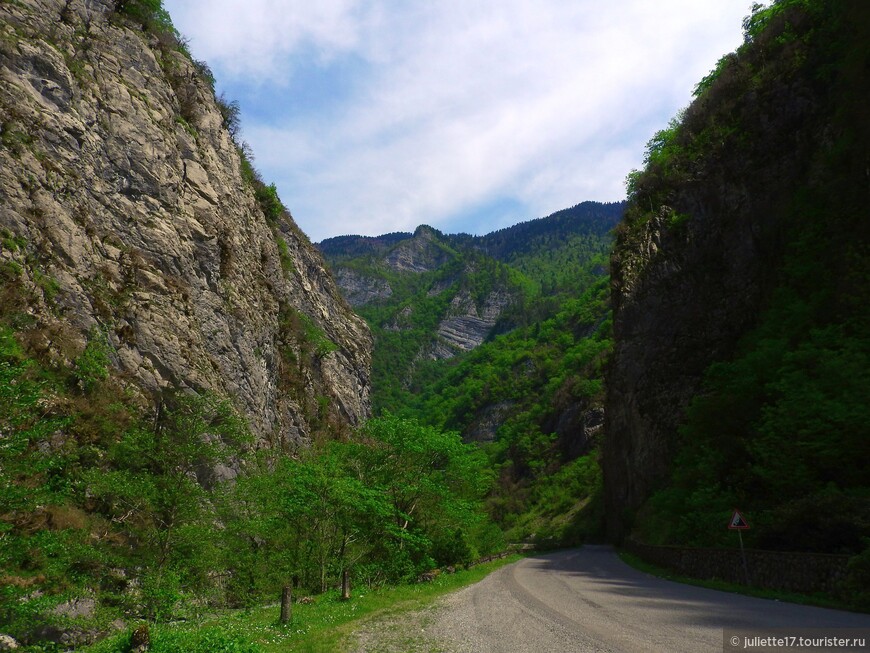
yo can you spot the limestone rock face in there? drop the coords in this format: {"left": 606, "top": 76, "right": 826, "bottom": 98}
{"left": 324, "top": 226, "right": 521, "bottom": 362}
{"left": 464, "top": 401, "right": 514, "bottom": 443}
{"left": 334, "top": 267, "right": 392, "bottom": 307}
{"left": 555, "top": 404, "right": 603, "bottom": 460}
{"left": 0, "top": 0, "right": 371, "bottom": 446}
{"left": 606, "top": 187, "right": 789, "bottom": 540}
{"left": 425, "top": 288, "right": 512, "bottom": 360}
{"left": 382, "top": 225, "right": 451, "bottom": 273}
{"left": 603, "top": 4, "right": 843, "bottom": 540}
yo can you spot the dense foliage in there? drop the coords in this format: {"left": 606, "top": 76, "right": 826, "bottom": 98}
{"left": 447, "top": 202, "right": 622, "bottom": 266}
{"left": 322, "top": 205, "right": 623, "bottom": 546}
{"left": 0, "top": 322, "right": 253, "bottom": 639}
{"left": 400, "top": 279, "right": 612, "bottom": 544}
{"left": 621, "top": 0, "right": 870, "bottom": 565}
{"left": 0, "top": 315, "right": 497, "bottom": 644}
{"left": 1, "top": 231, "right": 478, "bottom": 644}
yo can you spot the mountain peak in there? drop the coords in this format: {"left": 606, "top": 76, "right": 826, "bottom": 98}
{"left": 413, "top": 224, "right": 441, "bottom": 240}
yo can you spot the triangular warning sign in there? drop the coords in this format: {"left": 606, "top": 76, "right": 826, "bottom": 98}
{"left": 728, "top": 509, "right": 750, "bottom": 530}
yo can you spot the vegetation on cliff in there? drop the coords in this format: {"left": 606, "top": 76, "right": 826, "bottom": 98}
{"left": 321, "top": 203, "right": 622, "bottom": 414}
{"left": 402, "top": 278, "right": 611, "bottom": 544}
{"left": 610, "top": 0, "right": 870, "bottom": 563}
{"left": 0, "top": 0, "right": 371, "bottom": 647}
{"left": 6, "top": 0, "right": 869, "bottom": 647}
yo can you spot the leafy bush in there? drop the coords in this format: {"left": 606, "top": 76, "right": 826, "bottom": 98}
{"left": 225, "top": 415, "right": 493, "bottom": 599}
{"left": 74, "top": 328, "right": 112, "bottom": 391}
{"left": 114, "top": 0, "right": 177, "bottom": 41}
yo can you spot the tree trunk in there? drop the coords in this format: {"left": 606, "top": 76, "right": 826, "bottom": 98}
{"left": 280, "top": 584, "right": 292, "bottom": 624}
{"left": 341, "top": 569, "right": 351, "bottom": 600}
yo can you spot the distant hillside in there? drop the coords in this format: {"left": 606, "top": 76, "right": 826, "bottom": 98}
{"left": 447, "top": 201, "right": 624, "bottom": 262}
{"left": 318, "top": 201, "right": 623, "bottom": 411}
{"left": 320, "top": 201, "right": 624, "bottom": 543}
{"left": 318, "top": 231, "right": 412, "bottom": 261}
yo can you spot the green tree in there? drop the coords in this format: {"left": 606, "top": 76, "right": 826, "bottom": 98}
{"left": 83, "top": 392, "right": 250, "bottom": 617}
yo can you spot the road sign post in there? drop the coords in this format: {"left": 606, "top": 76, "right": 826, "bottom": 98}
{"left": 727, "top": 509, "right": 750, "bottom": 585}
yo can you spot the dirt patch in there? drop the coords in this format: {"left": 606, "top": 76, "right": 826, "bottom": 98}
{"left": 349, "top": 601, "right": 453, "bottom": 653}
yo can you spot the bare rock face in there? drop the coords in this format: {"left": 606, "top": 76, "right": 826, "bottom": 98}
{"left": 604, "top": 4, "right": 838, "bottom": 541}
{"left": 0, "top": 0, "right": 371, "bottom": 446}
{"left": 334, "top": 267, "right": 392, "bottom": 307}
{"left": 555, "top": 404, "right": 603, "bottom": 459}
{"left": 425, "top": 288, "right": 512, "bottom": 360}
{"left": 465, "top": 401, "right": 514, "bottom": 443}
{"left": 382, "top": 225, "right": 451, "bottom": 273}
{"left": 606, "top": 186, "right": 789, "bottom": 541}
{"left": 328, "top": 227, "right": 448, "bottom": 308}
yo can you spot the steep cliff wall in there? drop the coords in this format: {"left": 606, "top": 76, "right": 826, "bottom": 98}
{"left": 0, "top": 0, "right": 371, "bottom": 446}
{"left": 604, "top": 0, "right": 869, "bottom": 542}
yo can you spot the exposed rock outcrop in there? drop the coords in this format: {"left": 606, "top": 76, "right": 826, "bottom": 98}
{"left": 0, "top": 0, "right": 371, "bottom": 446}
{"left": 464, "top": 401, "right": 514, "bottom": 443}
{"left": 333, "top": 267, "right": 392, "bottom": 307}
{"left": 425, "top": 288, "right": 513, "bottom": 360}
{"left": 603, "top": 1, "right": 865, "bottom": 541}
{"left": 555, "top": 404, "right": 603, "bottom": 460}
{"left": 383, "top": 225, "right": 452, "bottom": 273}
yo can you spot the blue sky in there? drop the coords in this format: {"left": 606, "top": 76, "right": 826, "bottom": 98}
{"left": 162, "top": 0, "right": 753, "bottom": 242}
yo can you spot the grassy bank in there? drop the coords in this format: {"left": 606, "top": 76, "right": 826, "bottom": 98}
{"left": 83, "top": 555, "right": 521, "bottom": 653}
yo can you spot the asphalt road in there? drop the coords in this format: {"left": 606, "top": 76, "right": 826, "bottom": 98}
{"left": 423, "top": 546, "right": 870, "bottom": 653}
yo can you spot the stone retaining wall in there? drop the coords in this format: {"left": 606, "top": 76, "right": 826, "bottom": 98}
{"left": 624, "top": 539, "right": 851, "bottom": 595}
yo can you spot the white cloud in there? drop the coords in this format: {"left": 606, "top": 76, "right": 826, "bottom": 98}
{"left": 163, "top": 0, "right": 751, "bottom": 241}
{"left": 165, "top": 0, "right": 369, "bottom": 79}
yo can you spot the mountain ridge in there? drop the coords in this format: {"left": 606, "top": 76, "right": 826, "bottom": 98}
{"left": 318, "top": 201, "right": 623, "bottom": 416}
{"left": 318, "top": 201, "right": 624, "bottom": 265}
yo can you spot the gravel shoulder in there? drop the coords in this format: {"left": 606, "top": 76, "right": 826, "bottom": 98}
{"left": 350, "top": 546, "right": 870, "bottom": 653}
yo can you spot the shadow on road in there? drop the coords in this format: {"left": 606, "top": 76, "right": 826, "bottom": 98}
{"left": 517, "top": 546, "right": 870, "bottom": 631}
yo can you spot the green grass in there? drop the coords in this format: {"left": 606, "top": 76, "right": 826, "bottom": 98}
{"left": 618, "top": 551, "right": 866, "bottom": 613}
{"left": 83, "top": 555, "right": 521, "bottom": 653}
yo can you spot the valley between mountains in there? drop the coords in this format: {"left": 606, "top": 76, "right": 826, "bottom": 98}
{"left": 1, "top": 0, "right": 868, "bottom": 650}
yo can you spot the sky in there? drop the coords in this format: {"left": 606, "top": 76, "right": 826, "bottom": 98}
{"left": 162, "top": 0, "right": 754, "bottom": 242}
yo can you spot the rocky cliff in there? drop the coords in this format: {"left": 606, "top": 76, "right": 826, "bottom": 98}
{"left": 425, "top": 287, "right": 513, "bottom": 359}
{"left": 0, "top": 0, "right": 371, "bottom": 446}
{"left": 604, "top": 0, "right": 869, "bottom": 542}
{"left": 383, "top": 225, "right": 453, "bottom": 274}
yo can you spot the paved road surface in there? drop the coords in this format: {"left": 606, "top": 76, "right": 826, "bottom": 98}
{"left": 420, "top": 546, "right": 870, "bottom": 653}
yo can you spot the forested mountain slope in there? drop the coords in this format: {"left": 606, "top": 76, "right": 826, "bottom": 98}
{"left": 605, "top": 0, "right": 870, "bottom": 558}
{"left": 322, "top": 202, "right": 624, "bottom": 542}
{"left": 320, "top": 202, "right": 622, "bottom": 405}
